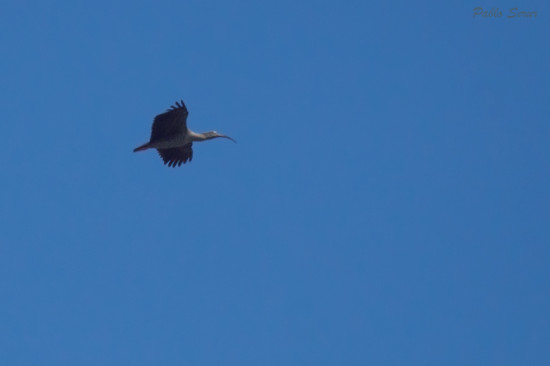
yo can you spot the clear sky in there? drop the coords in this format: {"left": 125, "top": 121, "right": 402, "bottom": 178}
{"left": 1, "top": 1, "right": 549, "bottom": 365}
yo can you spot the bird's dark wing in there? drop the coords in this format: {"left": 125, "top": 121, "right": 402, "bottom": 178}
{"left": 157, "top": 143, "right": 193, "bottom": 167}
{"left": 150, "top": 100, "right": 189, "bottom": 142}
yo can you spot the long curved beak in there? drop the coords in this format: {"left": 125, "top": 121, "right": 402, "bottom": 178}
{"left": 218, "top": 134, "right": 237, "bottom": 143}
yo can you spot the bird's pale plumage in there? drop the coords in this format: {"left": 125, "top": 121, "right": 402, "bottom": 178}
{"left": 133, "top": 100, "right": 235, "bottom": 167}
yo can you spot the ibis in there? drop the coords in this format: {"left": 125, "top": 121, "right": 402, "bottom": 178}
{"left": 134, "top": 100, "right": 235, "bottom": 167}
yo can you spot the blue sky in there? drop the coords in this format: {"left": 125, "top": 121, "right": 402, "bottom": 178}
{"left": 1, "top": 1, "right": 549, "bottom": 365}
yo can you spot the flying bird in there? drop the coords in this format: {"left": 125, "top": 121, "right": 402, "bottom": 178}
{"left": 134, "top": 100, "right": 235, "bottom": 167}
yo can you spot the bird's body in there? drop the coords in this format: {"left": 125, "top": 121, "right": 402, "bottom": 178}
{"left": 134, "top": 100, "right": 235, "bottom": 167}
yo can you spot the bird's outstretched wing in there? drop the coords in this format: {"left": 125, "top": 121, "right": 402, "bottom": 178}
{"left": 150, "top": 100, "right": 189, "bottom": 142}
{"left": 157, "top": 144, "right": 193, "bottom": 167}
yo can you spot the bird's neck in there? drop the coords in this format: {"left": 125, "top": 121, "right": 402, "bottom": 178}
{"left": 188, "top": 130, "right": 205, "bottom": 141}
{"left": 189, "top": 130, "right": 216, "bottom": 142}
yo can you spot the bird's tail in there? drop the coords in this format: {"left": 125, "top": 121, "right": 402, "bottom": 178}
{"left": 133, "top": 142, "right": 151, "bottom": 152}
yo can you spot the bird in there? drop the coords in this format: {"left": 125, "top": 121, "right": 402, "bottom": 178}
{"left": 133, "top": 100, "right": 235, "bottom": 167}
